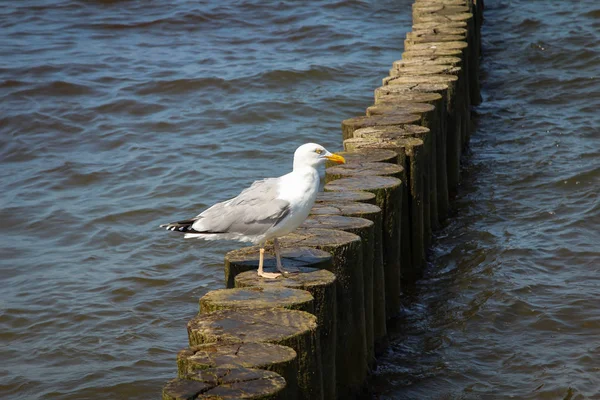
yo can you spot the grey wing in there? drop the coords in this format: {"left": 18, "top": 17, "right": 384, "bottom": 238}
{"left": 191, "top": 178, "right": 290, "bottom": 236}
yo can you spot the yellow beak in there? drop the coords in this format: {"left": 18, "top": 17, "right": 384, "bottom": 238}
{"left": 326, "top": 153, "right": 346, "bottom": 164}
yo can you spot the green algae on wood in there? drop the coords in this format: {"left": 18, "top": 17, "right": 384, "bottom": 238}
{"left": 177, "top": 342, "right": 298, "bottom": 399}
{"left": 301, "top": 214, "right": 376, "bottom": 368}
{"left": 224, "top": 247, "right": 331, "bottom": 289}
{"left": 324, "top": 176, "right": 403, "bottom": 320}
{"left": 163, "top": 367, "right": 286, "bottom": 400}
{"left": 187, "top": 308, "right": 321, "bottom": 400}
{"left": 234, "top": 267, "right": 337, "bottom": 400}
{"left": 199, "top": 287, "right": 315, "bottom": 315}
{"left": 308, "top": 200, "right": 387, "bottom": 353}
{"left": 315, "top": 189, "right": 376, "bottom": 205}
{"left": 341, "top": 113, "right": 422, "bottom": 141}
{"left": 277, "top": 227, "right": 366, "bottom": 398}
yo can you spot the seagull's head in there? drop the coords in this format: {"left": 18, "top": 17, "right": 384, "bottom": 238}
{"left": 293, "top": 143, "right": 345, "bottom": 170}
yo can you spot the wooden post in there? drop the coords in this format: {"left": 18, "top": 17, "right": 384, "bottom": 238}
{"left": 163, "top": 367, "right": 286, "bottom": 400}
{"left": 224, "top": 247, "right": 331, "bottom": 289}
{"left": 325, "top": 148, "right": 398, "bottom": 168}
{"left": 301, "top": 215, "right": 375, "bottom": 368}
{"left": 374, "top": 83, "right": 449, "bottom": 221}
{"left": 316, "top": 190, "right": 376, "bottom": 205}
{"left": 343, "top": 136, "right": 426, "bottom": 278}
{"left": 384, "top": 73, "right": 462, "bottom": 193}
{"left": 234, "top": 268, "right": 337, "bottom": 400}
{"left": 177, "top": 342, "right": 298, "bottom": 399}
{"left": 188, "top": 308, "right": 321, "bottom": 400}
{"left": 326, "top": 161, "right": 403, "bottom": 182}
{"left": 341, "top": 113, "right": 422, "bottom": 141}
{"left": 351, "top": 125, "right": 435, "bottom": 251}
{"left": 199, "top": 287, "right": 315, "bottom": 314}
{"left": 277, "top": 228, "right": 366, "bottom": 398}
{"left": 308, "top": 201, "right": 387, "bottom": 352}
{"left": 323, "top": 177, "right": 403, "bottom": 319}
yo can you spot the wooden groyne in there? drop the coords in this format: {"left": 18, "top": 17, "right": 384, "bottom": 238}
{"left": 162, "top": 0, "right": 483, "bottom": 398}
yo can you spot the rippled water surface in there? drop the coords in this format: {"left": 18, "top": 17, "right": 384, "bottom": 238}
{"left": 0, "top": 0, "right": 414, "bottom": 398}
{"left": 368, "top": 1, "right": 600, "bottom": 399}
{"left": 1, "top": 0, "right": 599, "bottom": 399}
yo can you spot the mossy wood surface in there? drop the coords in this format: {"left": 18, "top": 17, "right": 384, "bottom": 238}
{"left": 325, "top": 148, "right": 398, "bottom": 168}
{"left": 234, "top": 267, "right": 337, "bottom": 400}
{"left": 352, "top": 125, "right": 434, "bottom": 250}
{"left": 224, "top": 247, "right": 331, "bottom": 289}
{"left": 177, "top": 342, "right": 298, "bottom": 398}
{"left": 163, "top": 367, "right": 286, "bottom": 400}
{"left": 344, "top": 136, "right": 426, "bottom": 274}
{"left": 277, "top": 228, "right": 367, "bottom": 398}
{"left": 341, "top": 113, "right": 422, "bottom": 141}
{"left": 199, "top": 287, "right": 315, "bottom": 315}
{"left": 325, "top": 161, "right": 403, "bottom": 183}
{"left": 324, "top": 176, "right": 403, "bottom": 319}
{"left": 315, "top": 190, "right": 376, "bottom": 205}
{"left": 384, "top": 73, "right": 461, "bottom": 193}
{"left": 187, "top": 308, "right": 321, "bottom": 400}
{"left": 308, "top": 201, "right": 387, "bottom": 351}
{"left": 301, "top": 215, "right": 375, "bottom": 366}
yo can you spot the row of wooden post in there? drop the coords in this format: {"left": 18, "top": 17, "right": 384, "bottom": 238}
{"left": 162, "top": 0, "right": 483, "bottom": 398}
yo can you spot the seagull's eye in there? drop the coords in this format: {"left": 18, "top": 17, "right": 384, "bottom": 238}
{"left": 315, "top": 149, "right": 323, "bottom": 154}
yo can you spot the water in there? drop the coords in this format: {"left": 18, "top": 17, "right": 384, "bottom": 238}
{"left": 0, "top": 0, "right": 598, "bottom": 399}
{"left": 368, "top": 1, "right": 600, "bottom": 399}
{"left": 0, "top": 0, "right": 414, "bottom": 398}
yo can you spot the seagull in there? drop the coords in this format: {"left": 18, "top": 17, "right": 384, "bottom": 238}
{"left": 160, "top": 143, "right": 345, "bottom": 279}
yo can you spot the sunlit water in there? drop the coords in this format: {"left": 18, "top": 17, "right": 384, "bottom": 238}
{"left": 1, "top": 0, "right": 598, "bottom": 399}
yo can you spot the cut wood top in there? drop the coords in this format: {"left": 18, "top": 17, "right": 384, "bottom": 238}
{"left": 373, "top": 90, "right": 442, "bottom": 104}
{"left": 374, "top": 83, "right": 449, "bottom": 101}
{"left": 325, "top": 175, "right": 402, "bottom": 193}
{"left": 353, "top": 125, "right": 431, "bottom": 140}
{"left": 393, "top": 56, "right": 462, "bottom": 68}
{"left": 315, "top": 190, "right": 376, "bottom": 204}
{"left": 367, "top": 102, "right": 435, "bottom": 117}
{"left": 327, "top": 148, "right": 398, "bottom": 165}
{"left": 310, "top": 201, "right": 381, "bottom": 217}
{"left": 178, "top": 342, "right": 297, "bottom": 370}
{"left": 199, "top": 287, "right": 314, "bottom": 313}
{"left": 225, "top": 246, "right": 332, "bottom": 271}
{"left": 301, "top": 215, "right": 373, "bottom": 232}
{"left": 385, "top": 73, "right": 459, "bottom": 86}
{"left": 188, "top": 308, "right": 317, "bottom": 346}
{"left": 342, "top": 114, "right": 423, "bottom": 140}
{"left": 164, "top": 367, "right": 286, "bottom": 400}
{"left": 278, "top": 227, "right": 361, "bottom": 250}
{"left": 235, "top": 267, "right": 336, "bottom": 291}
{"left": 326, "top": 161, "right": 403, "bottom": 178}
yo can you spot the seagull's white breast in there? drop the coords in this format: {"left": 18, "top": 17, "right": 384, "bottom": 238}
{"left": 264, "top": 167, "right": 320, "bottom": 240}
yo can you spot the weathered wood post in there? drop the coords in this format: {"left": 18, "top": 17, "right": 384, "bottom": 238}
{"left": 163, "top": 367, "right": 287, "bottom": 400}
{"left": 323, "top": 176, "right": 403, "bottom": 319}
{"left": 384, "top": 73, "right": 462, "bottom": 193}
{"left": 301, "top": 215, "right": 375, "bottom": 368}
{"left": 343, "top": 136, "right": 426, "bottom": 278}
{"left": 177, "top": 342, "right": 298, "bottom": 399}
{"left": 374, "top": 84, "right": 450, "bottom": 221}
{"left": 308, "top": 201, "right": 387, "bottom": 353}
{"left": 224, "top": 247, "right": 331, "bottom": 289}
{"left": 199, "top": 287, "right": 315, "bottom": 314}
{"left": 187, "top": 308, "right": 320, "bottom": 400}
{"left": 234, "top": 268, "right": 337, "bottom": 400}
{"left": 277, "top": 228, "right": 367, "bottom": 398}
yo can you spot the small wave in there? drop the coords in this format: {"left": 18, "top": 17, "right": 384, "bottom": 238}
{"left": 12, "top": 80, "right": 98, "bottom": 97}
{"left": 133, "top": 77, "right": 232, "bottom": 95}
